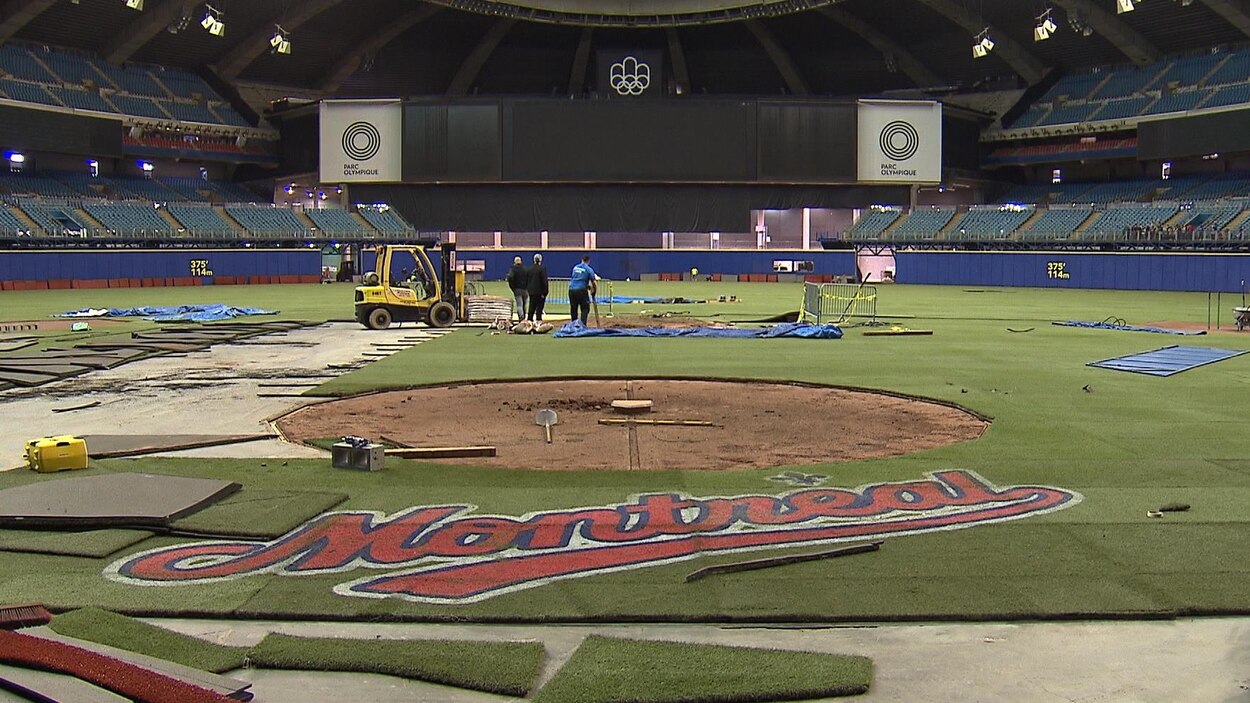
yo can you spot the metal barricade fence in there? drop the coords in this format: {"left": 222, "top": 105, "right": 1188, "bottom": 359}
{"left": 799, "top": 282, "right": 877, "bottom": 324}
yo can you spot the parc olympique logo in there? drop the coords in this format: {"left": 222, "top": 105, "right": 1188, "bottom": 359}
{"left": 106, "top": 471, "right": 1080, "bottom": 604}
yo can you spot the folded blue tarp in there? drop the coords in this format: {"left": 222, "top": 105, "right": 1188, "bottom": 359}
{"left": 1089, "top": 345, "right": 1246, "bottom": 376}
{"left": 554, "top": 321, "right": 842, "bottom": 339}
{"left": 55, "top": 304, "right": 277, "bottom": 322}
{"left": 1054, "top": 320, "right": 1205, "bottom": 335}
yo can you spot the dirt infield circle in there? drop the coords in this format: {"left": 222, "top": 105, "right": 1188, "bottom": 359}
{"left": 280, "top": 380, "right": 988, "bottom": 471}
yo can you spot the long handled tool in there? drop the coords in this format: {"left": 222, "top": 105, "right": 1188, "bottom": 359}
{"left": 591, "top": 294, "right": 601, "bottom": 326}
{"left": 535, "top": 408, "right": 558, "bottom": 443}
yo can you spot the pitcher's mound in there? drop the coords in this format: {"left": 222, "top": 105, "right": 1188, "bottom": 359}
{"left": 277, "top": 380, "right": 988, "bottom": 471}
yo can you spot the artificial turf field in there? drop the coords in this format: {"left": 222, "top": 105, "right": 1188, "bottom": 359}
{"left": 3, "top": 280, "right": 1250, "bottom": 622}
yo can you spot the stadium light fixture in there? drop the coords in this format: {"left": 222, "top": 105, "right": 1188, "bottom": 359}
{"left": 125, "top": 0, "right": 143, "bottom": 10}
{"left": 1035, "top": 10, "right": 1058, "bottom": 41}
{"left": 1117, "top": 0, "right": 1135, "bottom": 13}
{"left": 201, "top": 5, "right": 224, "bottom": 36}
{"left": 270, "top": 25, "right": 291, "bottom": 55}
{"left": 973, "top": 28, "right": 994, "bottom": 58}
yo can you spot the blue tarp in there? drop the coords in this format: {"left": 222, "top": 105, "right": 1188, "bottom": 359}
{"left": 1054, "top": 320, "right": 1205, "bottom": 335}
{"left": 1089, "top": 345, "right": 1247, "bottom": 376}
{"left": 54, "top": 304, "right": 277, "bottom": 322}
{"left": 554, "top": 321, "right": 842, "bottom": 339}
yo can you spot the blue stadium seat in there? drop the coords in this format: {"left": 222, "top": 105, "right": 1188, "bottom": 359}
{"left": 225, "top": 206, "right": 308, "bottom": 236}
{"left": 96, "top": 63, "right": 166, "bottom": 97}
{"left": 0, "top": 78, "right": 61, "bottom": 107}
{"left": 1090, "top": 66, "right": 1163, "bottom": 100}
{"left": 168, "top": 205, "right": 237, "bottom": 235}
{"left": 0, "top": 205, "right": 31, "bottom": 235}
{"left": 1038, "top": 73, "right": 1106, "bottom": 103}
{"left": 209, "top": 103, "right": 251, "bottom": 127}
{"left": 1204, "top": 50, "right": 1250, "bottom": 87}
{"left": 1153, "top": 54, "right": 1221, "bottom": 89}
{"left": 106, "top": 176, "right": 183, "bottom": 201}
{"left": 0, "top": 173, "right": 79, "bottom": 198}
{"left": 162, "top": 100, "right": 219, "bottom": 123}
{"left": 46, "top": 85, "right": 115, "bottom": 113}
{"left": 160, "top": 177, "right": 217, "bottom": 200}
{"left": 152, "top": 69, "right": 216, "bottom": 100}
{"left": 1022, "top": 207, "right": 1092, "bottom": 240}
{"left": 1143, "top": 89, "right": 1210, "bottom": 115}
{"left": 948, "top": 208, "right": 1032, "bottom": 239}
{"left": 891, "top": 209, "right": 955, "bottom": 237}
{"left": 358, "top": 207, "right": 414, "bottom": 234}
{"left": 107, "top": 94, "right": 169, "bottom": 119}
{"left": 847, "top": 209, "right": 900, "bottom": 238}
{"left": 83, "top": 203, "right": 175, "bottom": 234}
{"left": 306, "top": 208, "right": 366, "bottom": 234}
{"left": 0, "top": 45, "right": 58, "bottom": 83}
{"left": 1073, "top": 180, "right": 1156, "bottom": 203}
{"left": 1083, "top": 205, "right": 1178, "bottom": 237}
{"left": 1092, "top": 96, "right": 1152, "bottom": 121}
{"left": 1038, "top": 101, "right": 1101, "bottom": 126}
{"left": 212, "top": 182, "right": 263, "bottom": 203}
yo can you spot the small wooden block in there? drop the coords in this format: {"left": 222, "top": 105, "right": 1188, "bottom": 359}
{"left": 386, "top": 446, "right": 497, "bottom": 459}
{"left": 611, "top": 399, "right": 653, "bottom": 414}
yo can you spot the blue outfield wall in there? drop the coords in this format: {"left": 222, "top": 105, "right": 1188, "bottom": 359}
{"left": 894, "top": 251, "right": 1250, "bottom": 293}
{"left": 441, "top": 249, "right": 857, "bottom": 282}
{"left": 0, "top": 249, "right": 322, "bottom": 283}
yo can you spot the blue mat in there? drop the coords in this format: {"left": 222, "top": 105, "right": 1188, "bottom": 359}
{"left": 554, "top": 321, "right": 842, "bottom": 339}
{"left": 1089, "top": 345, "right": 1247, "bottom": 376}
{"left": 54, "top": 305, "right": 277, "bottom": 322}
{"left": 1055, "top": 320, "right": 1205, "bottom": 335}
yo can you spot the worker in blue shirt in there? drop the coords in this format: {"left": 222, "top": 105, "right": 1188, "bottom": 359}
{"left": 568, "top": 255, "right": 597, "bottom": 325}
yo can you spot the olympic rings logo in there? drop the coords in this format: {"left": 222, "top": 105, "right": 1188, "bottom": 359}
{"left": 610, "top": 56, "right": 651, "bottom": 96}
{"left": 342, "top": 121, "right": 381, "bottom": 161}
{"left": 879, "top": 120, "right": 919, "bottom": 161}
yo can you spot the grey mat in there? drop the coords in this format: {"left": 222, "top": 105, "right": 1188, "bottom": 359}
{"left": 0, "top": 370, "right": 61, "bottom": 387}
{"left": 0, "top": 474, "right": 241, "bottom": 529}
{"left": 0, "top": 340, "right": 36, "bottom": 354}
{"left": 0, "top": 356, "right": 135, "bottom": 370}
{"left": 0, "top": 364, "right": 93, "bottom": 376}
{"left": 0, "top": 662, "right": 130, "bottom": 703}
{"left": 23, "top": 628, "right": 252, "bottom": 700}
{"left": 83, "top": 434, "right": 276, "bottom": 459}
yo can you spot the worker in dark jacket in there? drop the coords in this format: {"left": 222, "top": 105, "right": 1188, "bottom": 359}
{"left": 527, "top": 253, "right": 549, "bottom": 322}
{"left": 506, "top": 256, "right": 529, "bottom": 322}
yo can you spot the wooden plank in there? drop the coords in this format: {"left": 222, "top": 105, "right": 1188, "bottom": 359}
{"left": 598, "top": 418, "right": 715, "bottom": 427}
{"left": 386, "top": 446, "right": 497, "bottom": 459}
{"left": 685, "top": 541, "right": 883, "bottom": 582}
{"left": 611, "top": 399, "right": 653, "bottom": 413}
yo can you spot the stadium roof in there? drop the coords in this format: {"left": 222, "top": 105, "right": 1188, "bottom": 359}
{"left": 2, "top": 0, "right": 1246, "bottom": 98}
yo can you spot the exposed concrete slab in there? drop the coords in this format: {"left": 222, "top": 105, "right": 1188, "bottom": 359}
{"left": 152, "top": 617, "right": 1250, "bottom": 703}
{"left": 0, "top": 323, "right": 452, "bottom": 469}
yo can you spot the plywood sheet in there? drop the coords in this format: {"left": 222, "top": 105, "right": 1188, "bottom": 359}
{"left": 0, "top": 474, "right": 241, "bottom": 529}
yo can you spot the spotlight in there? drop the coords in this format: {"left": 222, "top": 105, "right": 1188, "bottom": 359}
{"left": 270, "top": 26, "right": 291, "bottom": 55}
{"left": 125, "top": 0, "right": 143, "bottom": 10}
{"left": 201, "top": 5, "right": 224, "bottom": 36}
{"left": 973, "top": 28, "right": 994, "bottom": 58}
{"left": 1117, "top": 0, "right": 1135, "bottom": 13}
{"left": 1034, "top": 10, "right": 1058, "bottom": 41}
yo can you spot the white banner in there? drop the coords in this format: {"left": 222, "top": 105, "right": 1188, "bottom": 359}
{"left": 857, "top": 100, "right": 942, "bottom": 184}
{"left": 319, "top": 99, "right": 402, "bottom": 183}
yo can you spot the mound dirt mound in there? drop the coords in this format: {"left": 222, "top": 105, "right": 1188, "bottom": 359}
{"left": 278, "top": 380, "right": 988, "bottom": 471}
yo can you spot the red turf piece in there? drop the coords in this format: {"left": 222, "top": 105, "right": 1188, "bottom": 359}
{"left": 0, "top": 629, "right": 233, "bottom": 703}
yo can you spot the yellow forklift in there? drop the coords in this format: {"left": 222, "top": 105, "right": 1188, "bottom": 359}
{"left": 354, "top": 242, "right": 466, "bottom": 330}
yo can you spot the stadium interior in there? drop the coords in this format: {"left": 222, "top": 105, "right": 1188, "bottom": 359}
{"left": 0, "top": 0, "right": 1246, "bottom": 251}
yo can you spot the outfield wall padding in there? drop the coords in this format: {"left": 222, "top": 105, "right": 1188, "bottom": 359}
{"left": 440, "top": 249, "right": 1250, "bottom": 293}
{"left": 0, "top": 249, "right": 322, "bottom": 289}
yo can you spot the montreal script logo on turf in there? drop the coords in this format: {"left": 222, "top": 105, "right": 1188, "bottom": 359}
{"left": 104, "top": 471, "right": 1080, "bottom": 604}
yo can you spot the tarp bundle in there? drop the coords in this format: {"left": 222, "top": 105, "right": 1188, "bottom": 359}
{"left": 54, "top": 305, "right": 277, "bottom": 322}
{"left": 554, "top": 321, "right": 842, "bottom": 339}
{"left": 1053, "top": 320, "right": 1205, "bottom": 336}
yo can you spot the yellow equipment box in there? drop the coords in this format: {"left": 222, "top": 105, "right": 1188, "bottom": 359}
{"left": 25, "top": 436, "right": 89, "bottom": 473}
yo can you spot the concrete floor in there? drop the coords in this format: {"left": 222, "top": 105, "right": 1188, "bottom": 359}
{"left": 7, "top": 321, "right": 1250, "bottom": 701}
{"left": 153, "top": 617, "right": 1250, "bottom": 702}
{"left": 0, "top": 322, "right": 453, "bottom": 469}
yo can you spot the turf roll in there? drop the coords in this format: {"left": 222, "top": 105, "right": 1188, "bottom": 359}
{"left": 48, "top": 608, "right": 246, "bottom": 674}
{"left": 0, "top": 628, "right": 233, "bottom": 703}
{"left": 533, "top": 635, "right": 872, "bottom": 703}
{"left": 247, "top": 632, "right": 545, "bottom": 696}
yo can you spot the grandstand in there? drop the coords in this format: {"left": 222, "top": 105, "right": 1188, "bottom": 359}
{"left": 306, "top": 208, "right": 366, "bottom": 235}
{"left": 225, "top": 205, "right": 310, "bottom": 238}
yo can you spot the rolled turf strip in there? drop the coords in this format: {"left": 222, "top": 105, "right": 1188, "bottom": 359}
{"left": 0, "top": 629, "right": 234, "bottom": 703}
